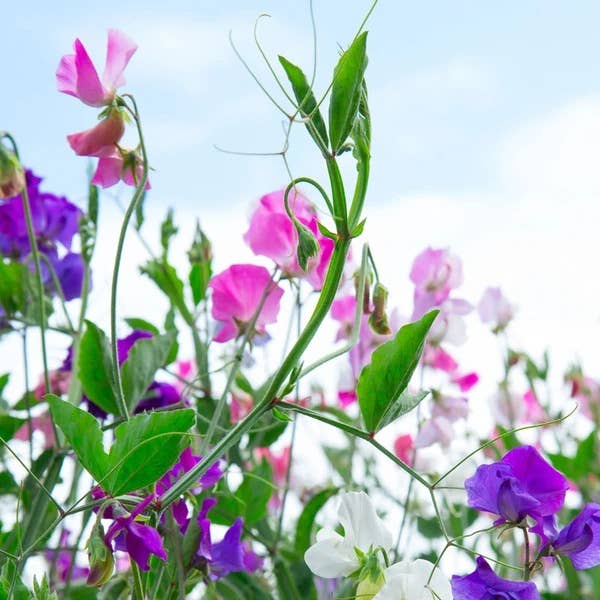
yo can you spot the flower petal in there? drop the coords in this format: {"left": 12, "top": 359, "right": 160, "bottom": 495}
{"left": 103, "top": 29, "right": 137, "bottom": 91}
{"left": 73, "top": 39, "right": 108, "bottom": 106}
{"left": 304, "top": 528, "right": 356, "bottom": 578}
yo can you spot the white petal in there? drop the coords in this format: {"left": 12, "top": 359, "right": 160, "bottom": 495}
{"left": 373, "top": 560, "right": 452, "bottom": 600}
{"left": 304, "top": 528, "right": 357, "bottom": 578}
{"left": 338, "top": 491, "right": 393, "bottom": 552}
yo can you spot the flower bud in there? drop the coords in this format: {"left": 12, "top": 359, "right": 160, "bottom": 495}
{"left": 0, "top": 146, "right": 25, "bottom": 199}
{"left": 368, "top": 282, "right": 391, "bottom": 334}
{"left": 86, "top": 529, "right": 115, "bottom": 586}
{"left": 355, "top": 572, "right": 385, "bottom": 599}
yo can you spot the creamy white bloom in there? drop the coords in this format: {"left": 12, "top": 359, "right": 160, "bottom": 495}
{"left": 373, "top": 559, "right": 452, "bottom": 600}
{"left": 304, "top": 491, "right": 392, "bottom": 579}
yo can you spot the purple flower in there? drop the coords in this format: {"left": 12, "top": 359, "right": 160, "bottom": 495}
{"left": 451, "top": 556, "right": 540, "bottom": 599}
{"left": 547, "top": 503, "right": 600, "bottom": 570}
{"left": 45, "top": 529, "right": 89, "bottom": 583}
{"left": 465, "top": 445, "right": 568, "bottom": 526}
{"left": 104, "top": 494, "right": 166, "bottom": 571}
{"left": 195, "top": 498, "right": 262, "bottom": 581}
{"left": 52, "top": 252, "right": 85, "bottom": 300}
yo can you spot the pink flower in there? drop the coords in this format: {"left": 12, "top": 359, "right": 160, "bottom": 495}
{"left": 331, "top": 295, "right": 357, "bottom": 341}
{"left": 410, "top": 247, "right": 463, "bottom": 315}
{"left": 393, "top": 434, "right": 414, "bottom": 465}
{"left": 478, "top": 287, "right": 515, "bottom": 332}
{"left": 243, "top": 189, "right": 333, "bottom": 290}
{"left": 422, "top": 344, "right": 458, "bottom": 373}
{"left": 14, "top": 412, "right": 56, "bottom": 450}
{"left": 91, "top": 148, "right": 150, "bottom": 189}
{"left": 414, "top": 416, "right": 454, "bottom": 449}
{"left": 523, "top": 389, "right": 547, "bottom": 423}
{"left": 256, "top": 446, "right": 291, "bottom": 487}
{"left": 208, "top": 264, "right": 284, "bottom": 343}
{"left": 431, "top": 393, "right": 469, "bottom": 422}
{"left": 67, "top": 112, "right": 125, "bottom": 157}
{"left": 57, "top": 29, "right": 137, "bottom": 107}
{"left": 337, "top": 389, "right": 357, "bottom": 408}
{"left": 230, "top": 390, "right": 253, "bottom": 424}
{"left": 427, "top": 298, "right": 472, "bottom": 345}
{"left": 452, "top": 371, "right": 479, "bottom": 392}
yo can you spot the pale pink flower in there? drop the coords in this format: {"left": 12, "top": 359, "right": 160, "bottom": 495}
{"left": 427, "top": 298, "right": 472, "bottom": 346}
{"left": 431, "top": 394, "right": 469, "bottom": 422}
{"left": 523, "top": 389, "right": 547, "bottom": 423}
{"left": 567, "top": 374, "right": 600, "bottom": 420}
{"left": 452, "top": 371, "right": 479, "bottom": 392}
{"left": 230, "top": 390, "right": 253, "bottom": 424}
{"left": 410, "top": 247, "right": 463, "bottom": 315}
{"left": 66, "top": 112, "right": 125, "bottom": 157}
{"left": 422, "top": 344, "right": 458, "bottom": 373}
{"left": 393, "top": 434, "right": 414, "bottom": 465}
{"left": 414, "top": 416, "right": 454, "bottom": 449}
{"left": 490, "top": 388, "right": 524, "bottom": 427}
{"left": 478, "top": 287, "right": 515, "bottom": 332}
{"left": 91, "top": 148, "right": 150, "bottom": 189}
{"left": 57, "top": 29, "right": 137, "bottom": 107}
{"left": 243, "top": 189, "right": 333, "bottom": 290}
{"left": 208, "top": 264, "right": 284, "bottom": 343}
{"left": 330, "top": 295, "right": 357, "bottom": 341}
{"left": 15, "top": 412, "right": 56, "bottom": 449}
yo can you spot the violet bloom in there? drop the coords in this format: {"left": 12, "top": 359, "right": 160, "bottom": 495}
{"left": 451, "top": 556, "right": 540, "bottom": 600}
{"left": 243, "top": 189, "right": 333, "bottom": 290}
{"left": 208, "top": 264, "right": 284, "bottom": 343}
{"left": 104, "top": 494, "right": 166, "bottom": 571}
{"left": 57, "top": 29, "right": 137, "bottom": 107}
{"left": 410, "top": 247, "right": 463, "bottom": 315}
{"left": 195, "top": 498, "right": 262, "bottom": 580}
{"left": 546, "top": 503, "right": 600, "bottom": 569}
{"left": 465, "top": 445, "right": 568, "bottom": 526}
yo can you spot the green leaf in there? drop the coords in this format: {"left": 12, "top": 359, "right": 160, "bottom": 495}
{"left": 0, "top": 261, "right": 27, "bottom": 315}
{"left": 141, "top": 259, "right": 188, "bottom": 317}
{"left": 323, "top": 445, "right": 353, "bottom": 484}
{"left": 328, "top": 32, "right": 368, "bottom": 153}
{"left": 121, "top": 332, "right": 176, "bottom": 412}
{"left": 376, "top": 390, "right": 429, "bottom": 431}
{"left": 0, "top": 415, "right": 26, "bottom": 442}
{"left": 278, "top": 55, "right": 328, "bottom": 149}
{"left": 350, "top": 218, "right": 366, "bottom": 238}
{"left": 316, "top": 221, "right": 337, "bottom": 240}
{"left": 47, "top": 395, "right": 109, "bottom": 483}
{"left": 272, "top": 406, "right": 293, "bottom": 423}
{"left": 294, "top": 487, "right": 338, "bottom": 554}
{"left": 188, "top": 222, "right": 212, "bottom": 305}
{"left": 274, "top": 559, "right": 303, "bottom": 600}
{"left": 78, "top": 320, "right": 119, "bottom": 416}
{"left": 548, "top": 431, "right": 596, "bottom": 480}
{"left": 106, "top": 408, "right": 194, "bottom": 495}
{"left": 0, "top": 471, "right": 18, "bottom": 495}
{"left": 123, "top": 317, "right": 159, "bottom": 335}
{"left": 232, "top": 458, "right": 273, "bottom": 525}
{"left": 357, "top": 310, "right": 438, "bottom": 433}
{"left": 160, "top": 208, "right": 178, "bottom": 255}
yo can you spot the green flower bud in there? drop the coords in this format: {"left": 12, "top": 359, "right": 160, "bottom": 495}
{"left": 86, "top": 529, "right": 115, "bottom": 586}
{"left": 0, "top": 146, "right": 25, "bottom": 199}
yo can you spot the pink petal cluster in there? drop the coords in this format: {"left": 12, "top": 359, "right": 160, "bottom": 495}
{"left": 244, "top": 189, "right": 334, "bottom": 290}
{"left": 393, "top": 434, "right": 414, "bottom": 465}
{"left": 208, "top": 264, "right": 284, "bottom": 343}
{"left": 478, "top": 287, "right": 515, "bottom": 332}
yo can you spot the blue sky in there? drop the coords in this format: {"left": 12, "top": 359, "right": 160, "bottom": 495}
{"left": 3, "top": 1, "right": 600, "bottom": 386}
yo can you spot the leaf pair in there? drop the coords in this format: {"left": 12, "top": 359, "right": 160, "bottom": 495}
{"left": 48, "top": 395, "right": 194, "bottom": 495}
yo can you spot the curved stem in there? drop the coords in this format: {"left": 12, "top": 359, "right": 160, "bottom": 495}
{"left": 109, "top": 95, "right": 149, "bottom": 419}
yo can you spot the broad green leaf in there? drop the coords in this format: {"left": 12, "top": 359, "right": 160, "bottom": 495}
{"left": 106, "top": 408, "right": 194, "bottom": 495}
{"left": 0, "top": 261, "right": 26, "bottom": 315}
{"left": 376, "top": 390, "right": 429, "bottom": 431}
{"left": 0, "top": 373, "right": 9, "bottom": 396}
{"left": 548, "top": 431, "right": 596, "bottom": 480}
{"left": 294, "top": 487, "right": 339, "bottom": 554}
{"left": 0, "top": 415, "right": 26, "bottom": 442}
{"left": 78, "top": 320, "right": 119, "bottom": 416}
{"left": 357, "top": 310, "right": 438, "bottom": 433}
{"left": 0, "top": 471, "right": 18, "bottom": 495}
{"left": 274, "top": 559, "right": 303, "bottom": 600}
{"left": 279, "top": 55, "right": 328, "bottom": 149}
{"left": 123, "top": 317, "right": 159, "bottom": 335}
{"left": 141, "top": 258, "right": 188, "bottom": 317}
{"left": 47, "top": 395, "right": 109, "bottom": 483}
{"left": 121, "top": 332, "right": 176, "bottom": 412}
{"left": 233, "top": 458, "right": 273, "bottom": 525}
{"left": 328, "top": 32, "right": 368, "bottom": 153}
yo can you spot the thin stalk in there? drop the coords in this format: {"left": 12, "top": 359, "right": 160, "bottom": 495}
{"left": 21, "top": 330, "right": 33, "bottom": 464}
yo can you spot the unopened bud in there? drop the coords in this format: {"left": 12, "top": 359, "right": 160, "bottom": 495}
{"left": 294, "top": 220, "right": 319, "bottom": 271}
{"left": 369, "top": 282, "right": 391, "bottom": 335}
{"left": 86, "top": 528, "right": 115, "bottom": 586}
{"left": 0, "top": 146, "right": 25, "bottom": 199}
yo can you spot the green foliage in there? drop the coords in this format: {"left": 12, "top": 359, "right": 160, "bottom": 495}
{"left": 548, "top": 431, "right": 597, "bottom": 481}
{"left": 328, "top": 32, "right": 368, "bottom": 153}
{"left": 0, "top": 261, "right": 27, "bottom": 316}
{"left": 77, "top": 320, "right": 119, "bottom": 416}
{"left": 0, "top": 415, "right": 26, "bottom": 443}
{"left": 357, "top": 310, "right": 438, "bottom": 433}
{"left": 188, "top": 222, "right": 212, "bottom": 305}
{"left": 294, "top": 487, "right": 339, "bottom": 554}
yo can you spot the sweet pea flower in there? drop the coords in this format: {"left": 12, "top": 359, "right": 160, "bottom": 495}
{"left": 243, "top": 189, "right": 333, "bottom": 290}
{"left": 426, "top": 298, "right": 472, "bottom": 346}
{"left": 393, "top": 434, "right": 414, "bottom": 465}
{"left": 465, "top": 445, "right": 568, "bottom": 527}
{"left": 91, "top": 147, "right": 150, "bottom": 189}
{"left": 478, "top": 286, "right": 515, "bottom": 332}
{"left": 452, "top": 371, "right": 479, "bottom": 392}
{"left": 331, "top": 294, "right": 357, "bottom": 341}
{"left": 57, "top": 29, "right": 137, "bottom": 107}
{"left": 431, "top": 393, "right": 469, "bottom": 422}
{"left": 414, "top": 416, "right": 454, "bottom": 449}
{"left": 208, "top": 264, "right": 284, "bottom": 343}
{"left": 451, "top": 556, "right": 540, "bottom": 600}
{"left": 422, "top": 344, "right": 458, "bottom": 373}
{"left": 373, "top": 559, "right": 452, "bottom": 600}
{"left": 304, "top": 491, "right": 393, "bottom": 579}
{"left": 410, "top": 247, "right": 463, "bottom": 315}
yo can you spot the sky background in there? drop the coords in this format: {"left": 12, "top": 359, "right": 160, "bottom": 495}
{"left": 2, "top": 1, "right": 600, "bottom": 420}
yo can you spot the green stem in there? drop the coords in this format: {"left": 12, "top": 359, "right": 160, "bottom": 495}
{"left": 325, "top": 156, "right": 348, "bottom": 235}
{"left": 131, "top": 562, "right": 145, "bottom": 600}
{"left": 161, "top": 238, "right": 351, "bottom": 507}
{"left": 109, "top": 96, "right": 149, "bottom": 420}
{"left": 279, "top": 401, "right": 430, "bottom": 488}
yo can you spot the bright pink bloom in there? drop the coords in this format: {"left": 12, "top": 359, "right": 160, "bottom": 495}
{"left": 478, "top": 287, "right": 515, "bottom": 332}
{"left": 410, "top": 247, "right": 463, "bottom": 315}
{"left": 209, "top": 264, "right": 284, "bottom": 343}
{"left": 423, "top": 344, "right": 458, "bottom": 373}
{"left": 452, "top": 371, "right": 479, "bottom": 392}
{"left": 393, "top": 434, "right": 414, "bottom": 465}
{"left": 91, "top": 149, "right": 150, "bottom": 189}
{"left": 243, "top": 189, "right": 333, "bottom": 290}
{"left": 57, "top": 29, "right": 137, "bottom": 107}
{"left": 337, "top": 389, "right": 357, "bottom": 408}
{"left": 331, "top": 295, "right": 357, "bottom": 341}
{"left": 67, "top": 113, "right": 125, "bottom": 157}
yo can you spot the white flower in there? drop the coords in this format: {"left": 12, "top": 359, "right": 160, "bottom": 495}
{"left": 304, "top": 491, "right": 392, "bottom": 579}
{"left": 373, "top": 559, "right": 452, "bottom": 600}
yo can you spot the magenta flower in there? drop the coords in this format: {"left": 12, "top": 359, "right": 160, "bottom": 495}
{"left": 57, "top": 29, "right": 137, "bottom": 107}
{"left": 331, "top": 295, "right": 357, "bottom": 341}
{"left": 465, "top": 445, "right": 568, "bottom": 526}
{"left": 422, "top": 344, "right": 458, "bottom": 373}
{"left": 478, "top": 286, "right": 515, "bottom": 332}
{"left": 452, "top": 371, "right": 479, "bottom": 392}
{"left": 410, "top": 247, "right": 463, "bottom": 314}
{"left": 104, "top": 495, "right": 166, "bottom": 571}
{"left": 393, "top": 434, "right": 414, "bottom": 465}
{"left": 243, "top": 189, "right": 333, "bottom": 290}
{"left": 451, "top": 556, "right": 540, "bottom": 599}
{"left": 209, "top": 264, "right": 284, "bottom": 343}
